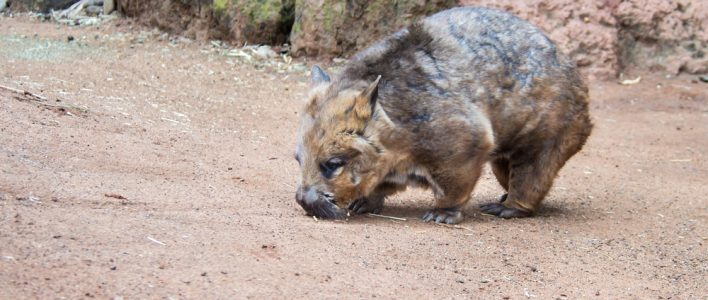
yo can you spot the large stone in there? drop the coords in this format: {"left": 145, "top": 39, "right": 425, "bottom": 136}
{"left": 104, "top": 0, "right": 115, "bottom": 14}
{"left": 614, "top": 0, "right": 707, "bottom": 74}
{"left": 290, "top": 0, "right": 457, "bottom": 57}
{"left": 213, "top": 0, "right": 294, "bottom": 45}
{"left": 119, "top": 0, "right": 216, "bottom": 40}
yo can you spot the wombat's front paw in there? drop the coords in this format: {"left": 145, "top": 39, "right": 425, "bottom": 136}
{"left": 480, "top": 203, "right": 530, "bottom": 219}
{"left": 348, "top": 197, "right": 384, "bottom": 214}
{"left": 422, "top": 208, "right": 463, "bottom": 224}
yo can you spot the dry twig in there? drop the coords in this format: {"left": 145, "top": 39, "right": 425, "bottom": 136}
{"left": 436, "top": 223, "right": 474, "bottom": 231}
{"left": 620, "top": 76, "right": 641, "bottom": 85}
{"left": 146, "top": 236, "right": 166, "bottom": 246}
{"left": 104, "top": 193, "right": 127, "bottom": 200}
{"left": 367, "top": 213, "right": 407, "bottom": 221}
{"left": 1, "top": 85, "right": 88, "bottom": 115}
{"left": 0, "top": 84, "right": 48, "bottom": 101}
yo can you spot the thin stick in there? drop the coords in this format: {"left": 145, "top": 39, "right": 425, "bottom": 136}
{"left": 0, "top": 84, "right": 48, "bottom": 101}
{"left": 620, "top": 76, "right": 641, "bottom": 85}
{"left": 436, "top": 223, "right": 474, "bottom": 231}
{"left": 367, "top": 213, "right": 407, "bottom": 221}
{"left": 669, "top": 159, "right": 691, "bottom": 162}
{"left": 1, "top": 85, "right": 77, "bottom": 110}
{"left": 161, "top": 117, "right": 183, "bottom": 124}
{"left": 146, "top": 236, "right": 166, "bottom": 246}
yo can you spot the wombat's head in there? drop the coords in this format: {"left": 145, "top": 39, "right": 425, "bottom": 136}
{"left": 294, "top": 66, "right": 388, "bottom": 219}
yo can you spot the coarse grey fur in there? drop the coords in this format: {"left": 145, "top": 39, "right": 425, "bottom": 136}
{"left": 295, "top": 7, "right": 593, "bottom": 224}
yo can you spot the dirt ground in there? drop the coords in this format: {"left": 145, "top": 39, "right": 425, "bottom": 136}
{"left": 1, "top": 15, "right": 706, "bottom": 299}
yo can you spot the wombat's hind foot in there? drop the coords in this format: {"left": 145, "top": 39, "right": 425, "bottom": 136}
{"left": 480, "top": 203, "right": 531, "bottom": 219}
{"left": 348, "top": 197, "right": 384, "bottom": 214}
{"left": 422, "top": 208, "right": 463, "bottom": 224}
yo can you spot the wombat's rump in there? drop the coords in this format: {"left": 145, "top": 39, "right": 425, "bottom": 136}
{"left": 294, "top": 7, "right": 592, "bottom": 224}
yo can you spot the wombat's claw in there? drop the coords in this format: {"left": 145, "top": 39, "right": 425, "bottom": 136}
{"left": 422, "top": 209, "right": 463, "bottom": 224}
{"left": 499, "top": 193, "right": 508, "bottom": 203}
{"left": 480, "top": 203, "right": 530, "bottom": 219}
{"left": 348, "top": 197, "right": 383, "bottom": 214}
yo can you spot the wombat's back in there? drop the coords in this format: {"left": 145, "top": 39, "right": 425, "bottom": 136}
{"left": 425, "top": 7, "right": 590, "bottom": 147}
{"left": 425, "top": 7, "right": 571, "bottom": 89}
{"left": 342, "top": 7, "right": 589, "bottom": 150}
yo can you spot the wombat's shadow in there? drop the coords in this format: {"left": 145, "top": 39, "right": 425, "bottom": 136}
{"left": 370, "top": 198, "right": 585, "bottom": 224}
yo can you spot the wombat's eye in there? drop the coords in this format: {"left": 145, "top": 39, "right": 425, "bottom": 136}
{"left": 320, "top": 158, "right": 346, "bottom": 179}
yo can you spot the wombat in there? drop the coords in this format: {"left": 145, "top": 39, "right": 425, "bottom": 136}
{"left": 294, "top": 7, "right": 592, "bottom": 224}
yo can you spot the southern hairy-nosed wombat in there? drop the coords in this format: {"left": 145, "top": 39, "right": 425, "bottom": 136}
{"left": 294, "top": 7, "right": 592, "bottom": 224}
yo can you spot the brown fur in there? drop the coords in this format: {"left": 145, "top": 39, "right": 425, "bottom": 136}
{"left": 294, "top": 7, "right": 592, "bottom": 224}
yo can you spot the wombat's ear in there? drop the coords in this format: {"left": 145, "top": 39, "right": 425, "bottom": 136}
{"left": 310, "top": 65, "right": 331, "bottom": 85}
{"left": 354, "top": 75, "right": 381, "bottom": 119}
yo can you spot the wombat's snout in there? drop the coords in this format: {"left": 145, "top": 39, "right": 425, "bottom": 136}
{"left": 295, "top": 186, "right": 347, "bottom": 219}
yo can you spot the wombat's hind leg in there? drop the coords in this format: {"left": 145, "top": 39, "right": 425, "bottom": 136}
{"left": 491, "top": 157, "right": 510, "bottom": 204}
{"left": 482, "top": 128, "right": 588, "bottom": 218}
{"left": 491, "top": 157, "right": 510, "bottom": 191}
{"left": 482, "top": 147, "right": 560, "bottom": 219}
{"left": 480, "top": 202, "right": 530, "bottom": 218}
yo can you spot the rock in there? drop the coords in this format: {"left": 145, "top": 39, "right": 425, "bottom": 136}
{"left": 85, "top": 5, "right": 102, "bottom": 16}
{"left": 213, "top": 0, "right": 295, "bottom": 45}
{"left": 119, "top": 1, "right": 215, "bottom": 40}
{"left": 614, "top": 0, "right": 708, "bottom": 75}
{"left": 0, "top": 0, "right": 6, "bottom": 12}
{"left": 103, "top": 0, "right": 114, "bottom": 15}
{"left": 290, "top": 0, "right": 456, "bottom": 57}
{"left": 250, "top": 45, "right": 278, "bottom": 60}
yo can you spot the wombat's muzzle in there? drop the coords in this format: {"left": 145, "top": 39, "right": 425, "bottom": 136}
{"left": 295, "top": 186, "right": 347, "bottom": 219}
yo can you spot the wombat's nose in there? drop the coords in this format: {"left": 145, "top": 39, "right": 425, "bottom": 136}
{"left": 295, "top": 186, "right": 319, "bottom": 206}
{"left": 295, "top": 185, "right": 346, "bottom": 219}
